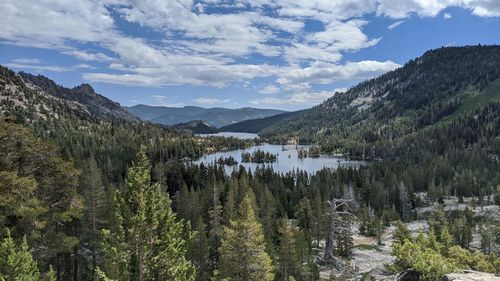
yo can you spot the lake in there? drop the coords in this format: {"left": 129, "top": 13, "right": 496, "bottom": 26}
{"left": 195, "top": 132, "right": 365, "bottom": 175}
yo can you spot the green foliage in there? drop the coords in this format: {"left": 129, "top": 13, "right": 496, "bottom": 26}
{"left": 393, "top": 221, "right": 411, "bottom": 245}
{"left": 100, "top": 147, "right": 195, "bottom": 281}
{"left": 0, "top": 230, "right": 40, "bottom": 281}
{"left": 277, "top": 218, "right": 299, "bottom": 281}
{"left": 392, "top": 231, "right": 500, "bottom": 281}
{"left": 0, "top": 118, "right": 83, "bottom": 278}
{"left": 219, "top": 191, "right": 275, "bottom": 281}
{"left": 43, "top": 266, "right": 56, "bottom": 281}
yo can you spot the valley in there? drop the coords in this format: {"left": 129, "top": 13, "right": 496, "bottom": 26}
{"left": 1, "top": 45, "right": 499, "bottom": 281}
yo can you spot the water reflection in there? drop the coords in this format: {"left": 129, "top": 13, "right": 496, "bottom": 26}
{"left": 194, "top": 142, "right": 365, "bottom": 175}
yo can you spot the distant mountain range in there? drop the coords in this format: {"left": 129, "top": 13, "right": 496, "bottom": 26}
{"left": 124, "top": 104, "right": 286, "bottom": 128}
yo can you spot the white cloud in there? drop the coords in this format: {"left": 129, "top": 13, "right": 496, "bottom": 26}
{"left": 0, "top": 0, "right": 498, "bottom": 96}
{"left": 11, "top": 58, "right": 42, "bottom": 64}
{"left": 194, "top": 97, "right": 231, "bottom": 105}
{"left": 250, "top": 89, "right": 347, "bottom": 106}
{"left": 150, "top": 95, "right": 184, "bottom": 107}
{"left": 277, "top": 60, "right": 401, "bottom": 89}
{"left": 443, "top": 12, "right": 452, "bottom": 19}
{"left": 376, "top": 0, "right": 500, "bottom": 19}
{"left": 259, "top": 85, "right": 281, "bottom": 94}
{"left": 63, "top": 50, "right": 115, "bottom": 62}
{"left": 0, "top": 0, "right": 114, "bottom": 48}
{"left": 5, "top": 62, "right": 92, "bottom": 72}
{"left": 388, "top": 20, "right": 405, "bottom": 30}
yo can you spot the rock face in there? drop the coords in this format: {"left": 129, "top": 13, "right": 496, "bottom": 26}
{"left": 442, "top": 270, "right": 500, "bottom": 281}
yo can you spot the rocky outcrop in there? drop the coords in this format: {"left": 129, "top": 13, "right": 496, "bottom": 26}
{"left": 18, "top": 71, "right": 138, "bottom": 121}
{"left": 442, "top": 270, "right": 500, "bottom": 281}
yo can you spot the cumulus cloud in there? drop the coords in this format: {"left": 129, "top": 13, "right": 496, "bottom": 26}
{"left": 259, "top": 85, "right": 281, "bottom": 94}
{"left": 63, "top": 50, "right": 115, "bottom": 62}
{"left": 250, "top": 89, "right": 347, "bottom": 106}
{"left": 277, "top": 60, "right": 401, "bottom": 89}
{"left": 376, "top": 0, "right": 500, "bottom": 18}
{"left": 0, "top": 0, "right": 498, "bottom": 98}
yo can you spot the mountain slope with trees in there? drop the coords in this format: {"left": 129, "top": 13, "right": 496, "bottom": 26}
{"left": 218, "top": 111, "right": 299, "bottom": 133}
{"left": 261, "top": 45, "right": 500, "bottom": 150}
{"left": 126, "top": 104, "right": 286, "bottom": 128}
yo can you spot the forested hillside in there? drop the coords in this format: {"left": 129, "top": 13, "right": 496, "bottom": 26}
{"left": 218, "top": 111, "right": 298, "bottom": 133}
{"left": 262, "top": 46, "right": 500, "bottom": 147}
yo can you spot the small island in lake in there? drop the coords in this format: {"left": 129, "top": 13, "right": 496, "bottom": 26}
{"left": 216, "top": 156, "right": 238, "bottom": 166}
{"left": 298, "top": 146, "right": 321, "bottom": 159}
{"left": 241, "top": 149, "right": 278, "bottom": 163}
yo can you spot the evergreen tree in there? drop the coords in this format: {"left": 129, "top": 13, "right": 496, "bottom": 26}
{"left": 393, "top": 221, "right": 411, "bottom": 244}
{"left": 208, "top": 178, "right": 223, "bottom": 272}
{"left": 0, "top": 118, "right": 83, "bottom": 278}
{"left": 79, "top": 155, "right": 108, "bottom": 281}
{"left": 277, "top": 217, "right": 299, "bottom": 281}
{"left": 44, "top": 266, "right": 56, "bottom": 281}
{"left": 219, "top": 191, "right": 274, "bottom": 281}
{"left": 188, "top": 215, "right": 210, "bottom": 281}
{"left": 100, "top": 148, "right": 195, "bottom": 281}
{"left": 0, "top": 230, "right": 40, "bottom": 281}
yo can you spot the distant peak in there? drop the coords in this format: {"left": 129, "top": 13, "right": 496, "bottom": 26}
{"left": 72, "top": 83, "right": 96, "bottom": 95}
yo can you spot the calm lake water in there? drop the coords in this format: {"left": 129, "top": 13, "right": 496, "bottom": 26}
{"left": 195, "top": 132, "right": 365, "bottom": 175}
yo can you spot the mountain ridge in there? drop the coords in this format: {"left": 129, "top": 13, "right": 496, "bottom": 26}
{"left": 125, "top": 104, "right": 286, "bottom": 128}
{"left": 18, "top": 71, "right": 138, "bottom": 121}
{"left": 259, "top": 45, "right": 500, "bottom": 146}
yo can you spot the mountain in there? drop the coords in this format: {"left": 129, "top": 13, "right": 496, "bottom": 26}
{"left": 218, "top": 111, "right": 298, "bottom": 133}
{"left": 259, "top": 46, "right": 500, "bottom": 153}
{"left": 172, "top": 120, "right": 218, "bottom": 134}
{"left": 0, "top": 65, "right": 248, "bottom": 165}
{"left": 125, "top": 104, "right": 286, "bottom": 128}
{"left": 18, "top": 71, "right": 138, "bottom": 121}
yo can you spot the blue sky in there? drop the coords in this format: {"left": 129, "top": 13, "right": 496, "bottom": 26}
{"left": 1, "top": 1, "right": 499, "bottom": 110}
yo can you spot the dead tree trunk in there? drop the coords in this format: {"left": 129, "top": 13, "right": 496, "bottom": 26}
{"left": 324, "top": 198, "right": 355, "bottom": 260}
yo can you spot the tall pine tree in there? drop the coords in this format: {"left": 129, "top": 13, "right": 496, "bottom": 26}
{"left": 219, "top": 191, "right": 274, "bottom": 281}
{"left": 100, "top": 147, "right": 195, "bottom": 281}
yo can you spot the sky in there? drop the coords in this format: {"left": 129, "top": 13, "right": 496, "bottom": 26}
{"left": 1, "top": 1, "right": 499, "bottom": 111}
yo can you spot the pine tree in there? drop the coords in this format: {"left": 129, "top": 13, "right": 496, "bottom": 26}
{"left": 311, "top": 188, "right": 324, "bottom": 247}
{"left": 44, "top": 265, "right": 56, "bottom": 281}
{"left": 219, "top": 191, "right": 275, "bottom": 281}
{"left": 0, "top": 230, "right": 40, "bottom": 281}
{"left": 208, "top": 178, "right": 223, "bottom": 271}
{"left": 277, "top": 217, "right": 299, "bottom": 281}
{"left": 79, "top": 155, "right": 108, "bottom": 281}
{"left": 393, "top": 221, "right": 411, "bottom": 244}
{"left": 100, "top": 147, "right": 195, "bottom": 281}
{"left": 223, "top": 178, "right": 238, "bottom": 224}
{"left": 188, "top": 215, "right": 210, "bottom": 281}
